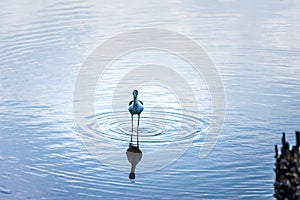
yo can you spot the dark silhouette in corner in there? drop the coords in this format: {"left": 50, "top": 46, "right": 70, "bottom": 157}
{"left": 274, "top": 131, "right": 300, "bottom": 199}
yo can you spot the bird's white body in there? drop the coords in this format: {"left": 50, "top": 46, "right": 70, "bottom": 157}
{"left": 128, "top": 97, "right": 144, "bottom": 115}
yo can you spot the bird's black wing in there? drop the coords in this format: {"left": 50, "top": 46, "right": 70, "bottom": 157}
{"left": 138, "top": 100, "right": 143, "bottom": 105}
{"left": 129, "top": 100, "right": 133, "bottom": 106}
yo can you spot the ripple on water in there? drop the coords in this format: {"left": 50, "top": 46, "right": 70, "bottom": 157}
{"left": 84, "top": 108, "right": 210, "bottom": 154}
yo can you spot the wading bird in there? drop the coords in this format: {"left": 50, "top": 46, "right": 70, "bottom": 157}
{"left": 128, "top": 89, "right": 144, "bottom": 146}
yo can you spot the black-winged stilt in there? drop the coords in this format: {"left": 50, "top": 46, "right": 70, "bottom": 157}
{"left": 128, "top": 89, "right": 144, "bottom": 146}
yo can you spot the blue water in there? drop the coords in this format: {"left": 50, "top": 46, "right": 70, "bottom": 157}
{"left": 1, "top": 1, "right": 300, "bottom": 199}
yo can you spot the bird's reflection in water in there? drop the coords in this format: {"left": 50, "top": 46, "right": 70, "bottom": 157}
{"left": 126, "top": 142, "right": 142, "bottom": 181}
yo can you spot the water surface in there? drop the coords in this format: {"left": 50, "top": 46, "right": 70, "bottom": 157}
{"left": 1, "top": 0, "right": 300, "bottom": 199}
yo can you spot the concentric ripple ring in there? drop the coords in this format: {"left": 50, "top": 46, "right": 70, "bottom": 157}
{"left": 73, "top": 28, "right": 225, "bottom": 172}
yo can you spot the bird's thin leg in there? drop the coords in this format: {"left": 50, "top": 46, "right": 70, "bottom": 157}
{"left": 137, "top": 114, "right": 140, "bottom": 147}
{"left": 131, "top": 115, "right": 133, "bottom": 144}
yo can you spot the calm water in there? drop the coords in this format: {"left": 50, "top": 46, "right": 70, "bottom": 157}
{"left": 1, "top": 1, "right": 300, "bottom": 199}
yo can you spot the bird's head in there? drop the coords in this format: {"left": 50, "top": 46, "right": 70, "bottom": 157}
{"left": 132, "top": 90, "right": 138, "bottom": 99}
